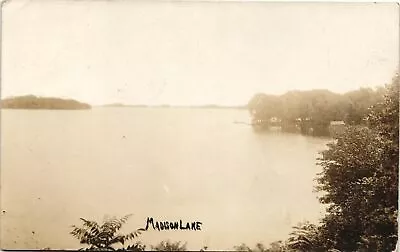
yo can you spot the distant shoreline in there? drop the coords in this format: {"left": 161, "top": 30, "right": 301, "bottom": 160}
{"left": 0, "top": 95, "right": 247, "bottom": 110}
{"left": 98, "top": 104, "right": 247, "bottom": 110}
{"left": 1, "top": 105, "right": 247, "bottom": 110}
{"left": 1, "top": 95, "right": 91, "bottom": 110}
{"left": 1, "top": 106, "right": 246, "bottom": 111}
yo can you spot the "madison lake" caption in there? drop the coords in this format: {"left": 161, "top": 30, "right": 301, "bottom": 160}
{"left": 145, "top": 217, "right": 202, "bottom": 231}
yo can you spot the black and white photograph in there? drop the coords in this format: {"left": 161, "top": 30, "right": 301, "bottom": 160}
{"left": 0, "top": 1, "right": 398, "bottom": 251}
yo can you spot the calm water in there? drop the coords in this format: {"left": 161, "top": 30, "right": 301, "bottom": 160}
{"left": 1, "top": 108, "right": 330, "bottom": 250}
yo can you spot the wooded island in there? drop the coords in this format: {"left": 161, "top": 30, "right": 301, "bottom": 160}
{"left": 1, "top": 95, "right": 91, "bottom": 110}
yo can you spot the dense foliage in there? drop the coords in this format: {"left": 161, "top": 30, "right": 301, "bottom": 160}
{"left": 248, "top": 87, "right": 385, "bottom": 136}
{"left": 1, "top": 95, "right": 91, "bottom": 109}
{"left": 315, "top": 75, "right": 399, "bottom": 251}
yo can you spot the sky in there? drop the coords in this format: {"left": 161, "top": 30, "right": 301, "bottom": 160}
{"left": 2, "top": 0, "right": 399, "bottom": 106}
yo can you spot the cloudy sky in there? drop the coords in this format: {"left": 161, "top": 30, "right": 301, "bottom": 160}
{"left": 2, "top": 1, "right": 399, "bottom": 106}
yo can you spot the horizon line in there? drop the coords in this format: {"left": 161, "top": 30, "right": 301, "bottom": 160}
{"left": 1, "top": 84, "right": 388, "bottom": 108}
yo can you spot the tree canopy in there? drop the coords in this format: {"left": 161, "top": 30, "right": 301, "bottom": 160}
{"left": 315, "top": 75, "right": 399, "bottom": 251}
{"left": 248, "top": 87, "right": 385, "bottom": 136}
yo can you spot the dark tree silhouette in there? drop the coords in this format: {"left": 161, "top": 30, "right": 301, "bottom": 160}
{"left": 70, "top": 214, "right": 145, "bottom": 251}
{"left": 316, "top": 76, "right": 398, "bottom": 251}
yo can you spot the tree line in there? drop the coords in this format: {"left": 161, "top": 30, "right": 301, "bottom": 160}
{"left": 1, "top": 95, "right": 91, "bottom": 110}
{"left": 247, "top": 86, "right": 386, "bottom": 136}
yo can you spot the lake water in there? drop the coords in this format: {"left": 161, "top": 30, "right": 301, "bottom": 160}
{"left": 0, "top": 108, "right": 330, "bottom": 250}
